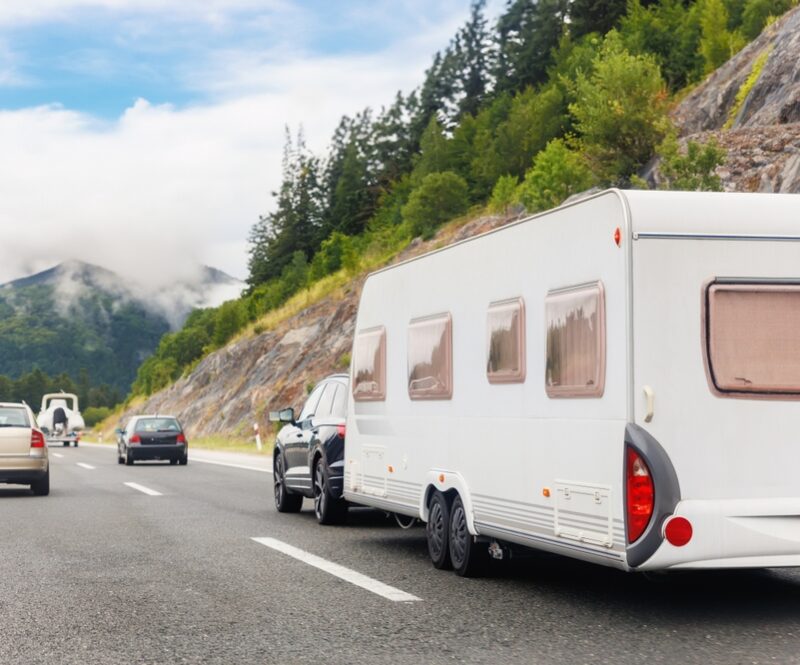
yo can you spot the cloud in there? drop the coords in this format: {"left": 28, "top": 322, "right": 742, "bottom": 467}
{"left": 0, "top": 32, "right": 450, "bottom": 285}
{"left": 0, "top": 1, "right": 506, "bottom": 286}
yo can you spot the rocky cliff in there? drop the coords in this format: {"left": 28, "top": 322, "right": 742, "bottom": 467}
{"left": 672, "top": 6, "right": 800, "bottom": 192}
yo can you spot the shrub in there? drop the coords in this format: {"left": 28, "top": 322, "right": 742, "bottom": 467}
{"left": 515, "top": 139, "right": 596, "bottom": 212}
{"left": 84, "top": 406, "right": 112, "bottom": 428}
{"left": 657, "top": 133, "right": 727, "bottom": 191}
{"left": 402, "top": 172, "right": 470, "bottom": 239}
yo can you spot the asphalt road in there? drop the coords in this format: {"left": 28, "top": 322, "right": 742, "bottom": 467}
{"left": 2, "top": 444, "right": 799, "bottom": 665}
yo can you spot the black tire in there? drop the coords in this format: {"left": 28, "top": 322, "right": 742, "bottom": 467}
{"left": 426, "top": 491, "right": 452, "bottom": 570}
{"left": 73, "top": 441, "right": 79, "bottom": 447}
{"left": 448, "top": 495, "right": 487, "bottom": 577}
{"left": 179, "top": 454, "right": 188, "bottom": 466}
{"left": 117, "top": 453, "right": 124, "bottom": 465}
{"left": 125, "top": 448, "right": 134, "bottom": 466}
{"left": 31, "top": 471, "right": 50, "bottom": 496}
{"left": 313, "top": 459, "right": 347, "bottom": 525}
{"left": 274, "top": 453, "right": 302, "bottom": 513}
{"left": 169, "top": 458, "right": 178, "bottom": 465}
{"left": 62, "top": 442, "right": 68, "bottom": 447}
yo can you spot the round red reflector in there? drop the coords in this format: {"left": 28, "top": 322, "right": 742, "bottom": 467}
{"left": 614, "top": 227, "right": 622, "bottom": 247}
{"left": 664, "top": 516, "right": 693, "bottom": 547}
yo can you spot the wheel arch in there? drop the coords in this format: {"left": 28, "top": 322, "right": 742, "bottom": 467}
{"left": 420, "top": 471, "right": 478, "bottom": 535}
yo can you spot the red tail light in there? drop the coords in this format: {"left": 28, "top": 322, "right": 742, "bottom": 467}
{"left": 336, "top": 424, "right": 346, "bottom": 438}
{"left": 130, "top": 434, "right": 141, "bottom": 444}
{"left": 626, "top": 447, "right": 654, "bottom": 543}
{"left": 30, "top": 430, "right": 45, "bottom": 448}
{"left": 176, "top": 433, "right": 186, "bottom": 443}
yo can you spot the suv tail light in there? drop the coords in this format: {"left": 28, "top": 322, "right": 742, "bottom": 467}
{"left": 626, "top": 447, "right": 654, "bottom": 543}
{"left": 130, "top": 434, "right": 141, "bottom": 444}
{"left": 337, "top": 424, "right": 346, "bottom": 438}
{"left": 176, "top": 433, "right": 186, "bottom": 443}
{"left": 30, "top": 429, "right": 45, "bottom": 448}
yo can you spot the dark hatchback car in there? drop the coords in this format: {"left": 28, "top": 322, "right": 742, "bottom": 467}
{"left": 117, "top": 415, "right": 188, "bottom": 466}
{"left": 271, "top": 374, "right": 348, "bottom": 524}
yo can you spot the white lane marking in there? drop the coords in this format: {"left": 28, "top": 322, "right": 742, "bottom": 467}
{"left": 123, "top": 482, "right": 162, "bottom": 496}
{"left": 76, "top": 463, "right": 95, "bottom": 470}
{"left": 52, "top": 453, "right": 64, "bottom": 459}
{"left": 251, "top": 537, "right": 421, "bottom": 603}
{"left": 192, "top": 458, "right": 272, "bottom": 474}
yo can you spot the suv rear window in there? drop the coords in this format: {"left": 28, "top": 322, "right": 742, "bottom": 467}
{"left": 705, "top": 281, "right": 800, "bottom": 397}
{"left": 0, "top": 407, "right": 30, "bottom": 427}
{"left": 135, "top": 417, "right": 181, "bottom": 433}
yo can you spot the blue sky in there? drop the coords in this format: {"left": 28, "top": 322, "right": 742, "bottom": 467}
{"left": 0, "top": 1, "right": 501, "bottom": 284}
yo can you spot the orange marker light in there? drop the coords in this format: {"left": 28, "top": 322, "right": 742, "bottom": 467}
{"left": 542, "top": 488, "right": 551, "bottom": 498}
{"left": 614, "top": 227, "right": 622, "bottom": 247}
{"left": 388, "top": 465, "right": 394, "bottom": 473}
{"left": 438, "top": 473, "right": 445, "bottom": 483}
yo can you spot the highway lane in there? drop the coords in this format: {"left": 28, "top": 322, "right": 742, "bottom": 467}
{"left": 2, "top": 444, "right": 800, "bottom": 665}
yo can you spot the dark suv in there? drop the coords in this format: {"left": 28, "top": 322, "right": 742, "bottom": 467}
{"left": 271, "top": 374, "right": 348, "bottom": 524}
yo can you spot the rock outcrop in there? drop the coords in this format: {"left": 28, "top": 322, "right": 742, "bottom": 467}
{"left": 671, "top": 7, "right": 800, "bottom": 192}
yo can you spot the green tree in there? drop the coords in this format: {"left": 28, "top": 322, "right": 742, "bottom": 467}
{"left": 515, "top": 139, "right": 596, "bottom": 212}
{"left": 570, "top": 31, "right": 669, "bottom": 183}
{"left": 489, "top": 175, "right": 519, "bottom": 215}
{"left": 402, "top": 171, "right": 470, "bottom": 239}
{"left": 213, "top": 300, "right": 247, "bottom": 347}
{"left": 741, "top": 0, "right": 792, "bottom": 39}
{"left": 699, "top": 0, "right": 743, "bottom": 74}
{"left": 411, "top": 117, "right": 455, "bottom": 182}
{"left": 569, "top": 0, "right": 628, "bottom": 39}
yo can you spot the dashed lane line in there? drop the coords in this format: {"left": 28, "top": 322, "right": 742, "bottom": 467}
{"left": 123, "top": 482, "right": 163, "bottom": 496}
{"left": 76, "top": 463, "right": 96, "bottom": 470}
{"left": 51, "top": 453, "right": 64, "bottom": 459}
{"left": 251, "top": 537, "right": 421, "bottom": 603}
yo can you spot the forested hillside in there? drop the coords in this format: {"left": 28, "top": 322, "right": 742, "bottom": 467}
{"left": 130, "top": 0, "right": 797, "bottom": 401}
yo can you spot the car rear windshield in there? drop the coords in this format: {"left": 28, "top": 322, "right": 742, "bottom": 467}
{"left": 135, "top": 417, "right": 181, "bottom": 433}
{"left": 705, "top": 282, "right": 800, "bottom": 396}
{"left": 0, "top": 407, "right": 30, "bottom": 427}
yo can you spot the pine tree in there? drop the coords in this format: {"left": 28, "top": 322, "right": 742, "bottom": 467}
{"left": 569, "top": 0, "right": 628, "bottom": 39}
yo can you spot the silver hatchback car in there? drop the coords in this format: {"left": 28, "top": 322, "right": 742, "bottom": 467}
{"left": 0, "top": 402, "right": 50, "bottom": 495}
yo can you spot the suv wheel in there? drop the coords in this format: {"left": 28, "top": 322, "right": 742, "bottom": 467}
{"left": 274, "top": 453, "right": 302, "bottom": 513}
{"left": 313, "top": 460, "right": 347, "bottom": 525}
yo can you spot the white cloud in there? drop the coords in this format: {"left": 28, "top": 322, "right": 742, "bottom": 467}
{"left": 0, "top": 1, "right": 508, "bottom": 286}
{"left": 0, "top": 27, "right": 452, "bottom": 286}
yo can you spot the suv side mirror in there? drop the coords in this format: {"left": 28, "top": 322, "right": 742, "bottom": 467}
{"left": 269, "top": 408, "right": 295, "bottom": 424}
{"left": 115, "top": 428, "right": 124, "bottom": 435}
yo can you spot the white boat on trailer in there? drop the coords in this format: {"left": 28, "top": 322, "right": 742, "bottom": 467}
{"left": 344, "top": 188, "right": 800, "bottom": 575}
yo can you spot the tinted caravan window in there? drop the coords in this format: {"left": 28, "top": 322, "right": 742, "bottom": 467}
{"left": 408, "top": 313, "right": 453, "bottom": 400}
{"left": 705, "top": 282, "right": 800, "bottom": 397}
{"left": 352, "top": 327, "right": 387, "bottom": 401}
{"left": 545, "top": 282, "right": 605, "bottom": 398}
{"left": 487, "top": 298, "right": 526, "bottom": 384}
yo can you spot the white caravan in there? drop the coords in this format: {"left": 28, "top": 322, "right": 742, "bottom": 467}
{"left": 344, "top": 189, "right": 800, "bottom": 575}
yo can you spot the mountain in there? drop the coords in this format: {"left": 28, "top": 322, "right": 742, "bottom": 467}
{"left": 0, "top": 260, "right": 243, "bottom": 392}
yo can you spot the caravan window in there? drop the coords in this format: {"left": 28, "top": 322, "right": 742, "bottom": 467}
{"left": 705, "top": 282, "right": 800, "bottom": 397}
{"left": 487, "top": 298, "right": 526, "bottom": 383}
{"left": 545, "top": 282, "right": 606, "bottom": 398}
{"left": 408, "top": 313, "right": 453, "bottom": 400}
{"left": 352, "top": 326, "right": 387, "bottom": 401}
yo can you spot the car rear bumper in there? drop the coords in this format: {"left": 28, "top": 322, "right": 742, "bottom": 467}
{"left": 130, "top": 444, "right": 186, "bottom": 461}
{"left": 0, "top": 457, "right": 48, "bottom": 484}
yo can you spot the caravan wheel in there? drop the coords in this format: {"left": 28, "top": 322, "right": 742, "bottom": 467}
{"left": 426, "top": 491, "right": 452, "bottom": 570}
{"left": 448, "top": 495, "right": 487, "bottom": 577}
